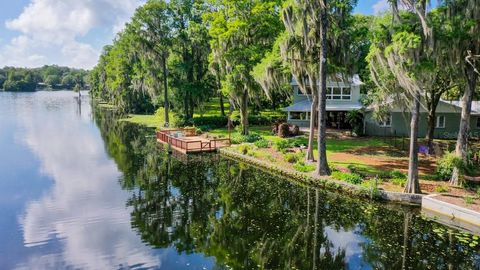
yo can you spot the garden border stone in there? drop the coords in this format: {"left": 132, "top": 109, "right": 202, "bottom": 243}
{"left": 422, "top": 194, "right": 480, "bottom": 233}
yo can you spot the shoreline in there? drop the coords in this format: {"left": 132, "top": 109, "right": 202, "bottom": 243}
{"left": 219, "top": 148, "right": 424, "bottom": 205}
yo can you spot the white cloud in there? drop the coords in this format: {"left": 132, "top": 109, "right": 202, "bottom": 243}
{"left": 14, "top": 92, "right": 161, "bottom": 269}
{"left": 373, "top": 0, "right": 390, "bottom": 14}
{"left": 0, "top": 0, "right": 144, "bottom": 69}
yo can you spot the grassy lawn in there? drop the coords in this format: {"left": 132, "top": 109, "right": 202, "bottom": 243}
{"left": 213, "top": 125, "right": 454, "bottom": 193}
{"left": 208, "top": 126, "right": 388, "bottom": 153}
{"left": 193, "top": 97, "right": 229, "bottom": 117}
{"left": 120, "top": 114, "right": 159, "bottom": 129}
{"left": 208, "top": 125, "right": 283, "bottom": 142}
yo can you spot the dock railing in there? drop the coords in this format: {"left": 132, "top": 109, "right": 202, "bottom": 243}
{"left": 156, "top": 128, "right": 230, "bottom": 153}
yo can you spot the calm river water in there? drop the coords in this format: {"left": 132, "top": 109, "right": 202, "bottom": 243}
{"left": 0, "top": 91, "right": 479, "bottom": 270}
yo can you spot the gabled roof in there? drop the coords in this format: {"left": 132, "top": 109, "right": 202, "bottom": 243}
{"left": 366, "top": 99, "right": 480, "bottom": 115}
{"left": 283, "top": 99, "right": 363, "bottom": 112}
{"left": 447, "top": 101, "right": 480, "bottom": 115}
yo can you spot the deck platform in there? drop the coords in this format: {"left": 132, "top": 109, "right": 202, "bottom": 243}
{"left": 156, "top": 128, "right": 231, "bottom": 154}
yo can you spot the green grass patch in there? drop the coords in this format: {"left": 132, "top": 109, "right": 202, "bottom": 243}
{"left": 193, "top": 97, "right": 230, "bottom": 118}
{"left": 293, "top": 161, "right": 316, "bottom": 172}
{"left": 120, "top": 114, "right": 159, "bottom": 129}
{"left": 331, "top": 171, "right": 364, "bottom": 185}
{"left": 331, "top": 162, "right": 384, "bottom": 177}
{"left": 435, "top": 185, "right": 449, "bottom": 193}
{"left": 209, "top": 126, "right": 282, "bottom": 143}
{"left": 326, "top": 138, "right": 386, "bottom": 153}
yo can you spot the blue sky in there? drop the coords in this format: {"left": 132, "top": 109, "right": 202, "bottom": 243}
{"left": 0, "top": 0, "right": 391, "bottom": 69}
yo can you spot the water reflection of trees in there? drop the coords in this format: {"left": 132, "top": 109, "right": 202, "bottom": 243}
{"left": 94, "top": 107, "right": 480, "bottom": 270}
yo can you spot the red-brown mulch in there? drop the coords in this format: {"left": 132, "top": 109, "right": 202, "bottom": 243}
{"left": 329, "top": 147, "right": 437, "bottom": 177}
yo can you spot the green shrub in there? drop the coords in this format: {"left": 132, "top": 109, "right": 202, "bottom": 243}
{"left": 293, "top": 161, "right": 316, "bottom": 172}
{"left": 197, "top": 125, "right": 214, "bottom": 131}
{"left": 284, "top": 153, "right": 299, "bottom": 163}
{"left": 391, "top": 178, "right": 406, "bottom": 187}
{"left": 275, "top": 139, "right": 292, "bottom": 153}
{"left": 243, "top": 132, "right": 262, "bottom": 143}
{"left": 346, "top": 110, "right": 364, "bottom": 136}
{"left": 155, "top": 107, "right": 180, "bottom": 127}
{"left": 331, "top": 171, "right": 364, "bottom": 185}
{"left": 230, "top": 114, "right": 283, "bottom": 126}
{"left": 436, "top": 151, "right": 463, "bottom": 180}
{"left": 435, "top": 185, "right": 449, "bottom": 193}
{"left": 238, "top": 144, "right": 251, "bottom": 155}
{"left": 265, "top": 154, "right": 276, "bottom": 162}
{"left": 360, "top": 178, "right": 381, "bottom": 197}
{"left": 347, "top": 164, "right": 358, "bottom": 174}
{"left": 231, "top": 132, "right": 262, "bottom": 144}
{"left": 231, "top": 134, "right": 243, "bottom": 144}
{"left": 190, "top": 116, "right": 228, "bottom": 129}
{"left": 254, "top": 139, "right": 270, "bottom": 148}
{"left": 390, "top": 170, "right": 406, "bottom": 179}
{"left": 464, "top": 196, "right": 475, "bottom": 205}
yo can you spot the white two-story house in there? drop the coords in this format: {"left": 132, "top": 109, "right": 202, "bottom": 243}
{"left": 283, "top": 75, "right": 363, "bottom": 129}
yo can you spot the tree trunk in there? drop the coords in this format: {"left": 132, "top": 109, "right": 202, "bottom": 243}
{"left": 426, "top": 109, "right": 436, "bottom": 153}
{"left": 316, "top": 0, "right": 330, "bottom": 176}
{"left": 162, "top": 56, "right": 169, "bottom": 126}
{"left": 189, "top": 93, "right": 195, "bottom": 119}
{"left": 219, "top": 91, "right": 226, "bottom": 116}
{"left": 240, "top": 90, "right": 249, "bottom": 135}
{"left": 306, "top": 94, "right": 318, "bottom": 162}
{"left": 450, "top": 68, "right": 478, "bottom": 186}
{"left": 404, "top": 90, "right": 421, "bottom": 194}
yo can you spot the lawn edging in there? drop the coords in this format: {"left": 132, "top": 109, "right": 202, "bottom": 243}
{"left": 422, "top": 194, "right": 480, "bottom": 234}
{"left": 220, "top": 148, "right": 423, "bottom": 205}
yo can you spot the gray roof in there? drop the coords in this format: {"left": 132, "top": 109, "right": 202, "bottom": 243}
{"left": 447, "top": 101, "right": 480, "bottom": 115}
{"left": 283, "top": 99, "right": 363, "bottom": 112}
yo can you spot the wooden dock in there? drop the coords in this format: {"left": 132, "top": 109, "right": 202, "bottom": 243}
{"left": 156, "top": 128, "right": 231, "bottom": 154}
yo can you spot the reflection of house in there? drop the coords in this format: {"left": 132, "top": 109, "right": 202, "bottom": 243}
{"left": 283, "top": 75, "right": 363, "bottom": 129}
{"left": 284, "top": 75, "right": 480, "bottom": 139}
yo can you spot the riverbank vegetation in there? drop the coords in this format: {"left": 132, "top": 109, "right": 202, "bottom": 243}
{"left": 0, "top": 65, "right": 89, "bottom": 92}
{"left": 92, "top": 108, "right": 480, "bottom": 267}
{"left": 90, "top": 0, "right": 480, "bottom": 195}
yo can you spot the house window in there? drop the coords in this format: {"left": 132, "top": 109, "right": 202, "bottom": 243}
{"left": 342, "top": 88, "right": 351, "bottom": 100}
{"left": 289, "top": 112, "right": 309, "bottom": 120}
{"left": 378, "top": 114, "right": 392, "bottom": 127}
{"left": 327, "top": 87, "right": 351, "bottom": 100}
{"left": 436, "top": 115, "right": 446, "bottom": 128}
{"left": 477, "top": 117, "right": 480, "bottom": 129}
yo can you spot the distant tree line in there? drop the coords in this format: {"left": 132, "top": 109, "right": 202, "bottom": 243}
{"left": 0, "top": 65, "right": 89, "bottom": 92}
